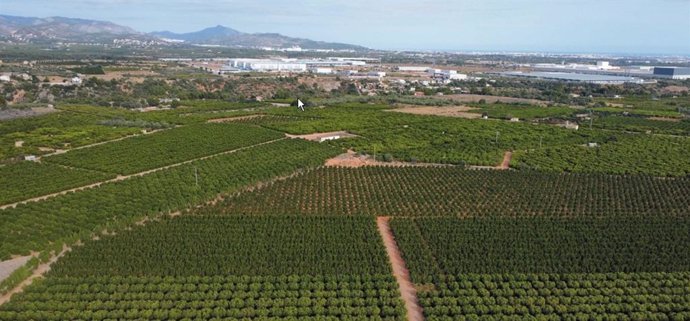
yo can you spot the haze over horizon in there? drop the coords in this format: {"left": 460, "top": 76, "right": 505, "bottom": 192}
{"left": 1, "top": 0, "right": 689, "bottom": 55}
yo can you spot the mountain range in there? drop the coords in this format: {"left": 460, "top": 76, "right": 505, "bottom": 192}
{"left": 0, "top": 14, "right": 366, "bottom": 50}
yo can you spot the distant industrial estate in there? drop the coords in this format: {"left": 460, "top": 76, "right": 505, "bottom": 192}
{"left": 163, "top": 57, "right": 690, "bottom": 86}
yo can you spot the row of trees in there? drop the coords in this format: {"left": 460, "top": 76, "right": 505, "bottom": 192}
{"left": 50, "top": 216, "right": 391, "bottom": 276}
{"left": 0, "top": 139, "right": 340, "bottom": 259}
{"left": 417, "top": 272, "right": 690, "bottom": 320}
{"left": 219, "top": 166, "right": 690, "bottom": 218}
{"left": 46, "top": 123, "right": 284, "bottom": 175}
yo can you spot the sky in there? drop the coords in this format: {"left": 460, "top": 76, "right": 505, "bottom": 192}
{"left": 2, "top": 0, "right": 690, "bottom": 54}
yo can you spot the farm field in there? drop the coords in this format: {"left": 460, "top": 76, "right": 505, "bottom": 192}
{"left": 389, "top": 217, "right": 690, "bottom": 319}
{"left": 0, "top": 94, "right": 688, "bottom": 321}
{"left": 210, "top": 166, "right": 690, "bottom": 217}
{"left": 0, "top": 138, "right": 339, "bottom": 259}
{"left": 44, "top": 123, "right": 284, "bottom": 175}
{"left": 0, "top": 216, "right": 406, "bottom": 321}
{"left": 0, "top": 162, "right": 113, "bottom": 205}
{"left": 248, "top": 103, "right": 689, "bottom": 175}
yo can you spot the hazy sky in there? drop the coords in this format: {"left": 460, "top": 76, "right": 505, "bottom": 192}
{"left": 2, "top": 0, "right": 689, "bottom": 54}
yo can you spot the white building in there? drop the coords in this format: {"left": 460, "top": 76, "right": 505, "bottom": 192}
{"left": 310, "top": 67, "right": 333, "bottom": 74}
{"left": 0, "top": 74, "right": 10, "bottom": 82}
{"left": 397, "top": 66, "right": 429, "bottom": 72}
{"left": 71, "top": 77, "right": 82, "bottom": 85}
{"left": 228, "top": 59, "right": 307, "bottom": 72}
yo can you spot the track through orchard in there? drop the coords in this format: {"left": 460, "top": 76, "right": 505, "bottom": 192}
{"left": 0, "top": 137, "right": 287, "bottom": 210}
{"left": 377, "top": 216, "right": 425, "bottom": 321}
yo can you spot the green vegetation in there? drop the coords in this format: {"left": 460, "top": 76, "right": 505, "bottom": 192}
{"left": 0, "top": 139, "right": 339, "bottom": 259}
{"left": 513, "top": 135, "right": 690, "bottom": 176}
{"left": 468, "top": 103, "right": 576, "bottom": 120}
{"left": 391, "top": 216, "right": 690, "bottom": 320}
{"left": 69, "top": 65, "right": 105, "bottom": 75}
{"left": 0, "top": 216, "right": 405, "bottom": 320}
{"left": 45, "top": 123, "right": 284, "bottom": 175}
{"left": 419, "top": 272, "right": 690, "bottom": 320}
{"left": 213, "top": 167, "right": 690, "bottom": 218}
{"left": 0, "top": 258, "right": 39, "bottom": 295}
{"left": 0, "top": 162, "right": 113, "bottom": 205}
{"left": 391, "top": 217, "right": 690, "bottom": 281}
{"left": 0, "top": 274, "right": 405, "bottom": 321}
{"left": 52, "top": 216, "right": 390, "bottom": 276}
{"left": 592, "top": 115, "right": 690, "bottom": 136}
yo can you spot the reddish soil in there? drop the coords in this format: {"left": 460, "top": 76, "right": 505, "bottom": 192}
{"left": 498, "top": 151, "right": 512, "bottom": 169}
{"left": 440, "top": 94, "right": 550, "bottom": 106}
{"left": 388, "top": 105, "right": 482, "bottom": 119}
{"left": 286, "top": 131, "right": 358, "bottom": 142}
{"left": 648, "top": 117, "right": 682, "bottom": 122}
{"left": 325, "top": 150, "right": 450, "bottom": 168}
{"left": 377, "top": 217, "right": 424, "bottom": 321}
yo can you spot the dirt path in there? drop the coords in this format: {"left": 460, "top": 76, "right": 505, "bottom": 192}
{"left": 325, "top": 150, "right": 452, "bottom": 168}
{"left": 40, "top": 128, "right": 169, "bottom": 157}
{"left": 0, "top": 245, "right": 70, "bottom": 306}
{"left": 497, "top": 151, "right": 512, "bottom": 169}
{"left": 0, "top": 137, "right": 287, "bottom": 210}
{"left": 0, "top": 256, "right": 33, "bottom": 283}
{"left": 377, "top": 217, "right": 424, "bottom": 321}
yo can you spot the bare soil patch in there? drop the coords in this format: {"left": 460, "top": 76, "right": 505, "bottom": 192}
{"left": 325, "top": 150, "right": 450, "bottom": 168}
{"left": 498, "top": 151, "right": 512, "bottom": 169}
{"left": 286, "top": 131, "right": 358, "bottom": 142}
{"left": 0, "top": 245, "right": 69, "bottom": 306}
{"left": 0, "top": 106, "right": 57, "bottom": 121}
{"left": 0, "top": 256, "right": 32, "bottom": 283}
{"left": 389, "top": 105, "right": 481, "bottom": 119}
{"left": 649, "top": 117, "right": 682, "bottom": 122}
{"left": 440, "top": 94, "right": 550, "bottom": 106}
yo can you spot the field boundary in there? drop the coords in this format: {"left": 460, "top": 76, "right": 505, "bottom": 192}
{"left": 0, "top": 137, "right": 287, "bottom": 210}
{"left": 0, "top": 245, "right": 70, "bottom": 306}
{"left": 377, "top": 216, "right": 424, "bottom": 321}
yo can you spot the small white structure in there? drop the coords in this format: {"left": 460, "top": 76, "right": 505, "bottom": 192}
{"left": 71, "top": 77, "right": 82, "bottom": 85}
{"left": 0, "top": 74, "right": 10, "bottom": 82}
{"left": 397, "top": 66, "right": 429, "bottom": 72}
{"left": 510, "top": 117, "right": 520, "bottom": 122}
{"left": 311, "top": 67, "right": 333, "bottom": 74}
{"left": 367, "top": 71, "right": 386, "bottom": 78}
{"left": 588, "top": 142, "right": 599, "bottom": 148}
{"left": 24, "top": 155, "right": 38, "bottom": 162}
{"left": 319, "top": 135, "right": 341, "bottom": 142}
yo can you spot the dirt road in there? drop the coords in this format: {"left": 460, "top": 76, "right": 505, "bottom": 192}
{"left": 497, "top": 151, "right": 512, "bottom": 169}
{"left": 0, "top": 137, "right": 287, "bottom": 210}
{"left": 377, "top": 216, "right": 424, "bottom": 321}
{"left": 0, "top": 245, "right": 69, "bottom": 305}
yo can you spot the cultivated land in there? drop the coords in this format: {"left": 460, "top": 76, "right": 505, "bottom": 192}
{"left": 0, "top": 90, "right": 688, "bottom": 321}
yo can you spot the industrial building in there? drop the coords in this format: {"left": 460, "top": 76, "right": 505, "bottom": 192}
{"left": 397, "top": 66, "right": 429, "bottom": 72}
{"left": 223, "top": 58, "right": 368, "bottom": 73}
{"left": 653, "top": 67, "right": 690, "bottom": 80}
{"left": 501, "top": 71, "right": 645, "bottom": 84}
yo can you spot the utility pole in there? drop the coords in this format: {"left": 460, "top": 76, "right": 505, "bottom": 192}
{"left": 539, "top": 136, "right": 543, "bottom": 149}
{"left": 590, "top": 109, "right": 593, "bottom": 130}
{"left": 194, "top": 167, "right": 199, "bottom": 187}
{"left": 495, "top": 131, "right": 500, "bottom": 145}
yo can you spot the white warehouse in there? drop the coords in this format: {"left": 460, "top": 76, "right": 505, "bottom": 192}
{"left": 228, "top": 59, "right": 307, "bottom": 72}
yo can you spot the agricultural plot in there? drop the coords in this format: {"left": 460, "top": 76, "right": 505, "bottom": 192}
{"left": 592, "top": 115, "right": 690, "bottom": 136}
{"left": 0, "top": 162, "right": 113, "bottom": 205}
{"left": 513, "top": 135, "right": 690, "bottom": 176}
{"left": 466, "top": 103, "right": 577, "bottom": 120}
{"left": 0, "top": 216, "right": 406, "bottom": 321}
{"left": 0, "top": 139, "right": 340, "bottom": 259}
{"left": 45, "top": 123, "right": 284, "bottom": 175}
{"left": 390, "top": 217, "right": 690, "bottom": 320}
{"left": 212, "top": 167, "right": 690, "bottom": 218}
{"left": 251, "top": 103, "right": 688, "bottom": 175}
